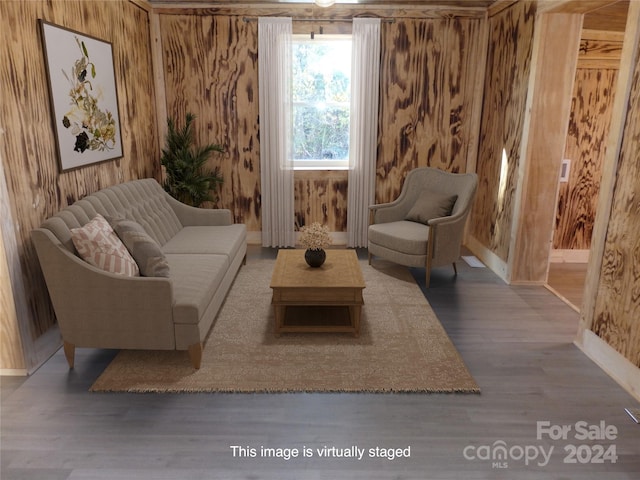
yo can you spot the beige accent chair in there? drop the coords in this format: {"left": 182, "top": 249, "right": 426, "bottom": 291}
{"left": 368, "top": 167, "right": 478, "bottom": 287}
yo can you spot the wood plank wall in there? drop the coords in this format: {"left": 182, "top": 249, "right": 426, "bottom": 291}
{"left": 468, "top": 1, "right": 536, "bottom": 262}
{"left": 0, "top": 161, "right": 25, "bottom": 371}
{"left": 553, "top": 31, "right": 622, "bottom": 251}
{"left": 157, "top": 11, "right": 486, "bottom": 232}
{"left": 376, "top": 17, "right": 485, "bottom": 204}
{"left": 509, "top": 12, "right": 583, "bottom": 283}
{"left": 0, "top": 0, "right": 159, "bottom": 369}
{"left": 159, "top": 14, "right": 262, "bottom": 230}
{"left": 590, "top": 28, "right": 640, "bottom": 368}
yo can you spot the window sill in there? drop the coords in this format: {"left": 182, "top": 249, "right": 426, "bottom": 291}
{"left": 294, "top": 166, "right": 349, "bottom": 171}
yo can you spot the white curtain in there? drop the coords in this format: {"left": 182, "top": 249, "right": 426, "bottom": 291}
{"left": 258, "top": 18, "right": 295, "bottom": 247}
{"left": 347, "top": 18, "right": 381, "bottom": 248}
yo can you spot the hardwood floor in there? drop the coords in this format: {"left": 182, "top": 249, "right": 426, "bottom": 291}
{"left": 1, "top": 247, "right": 639, "bottom": 479}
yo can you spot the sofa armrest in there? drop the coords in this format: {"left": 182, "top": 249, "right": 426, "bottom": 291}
{"left": 164, "top": 194, "right": 233, "bottom": 226}
{"left": 32, "top": 228, "right": 176, "bottom": 350}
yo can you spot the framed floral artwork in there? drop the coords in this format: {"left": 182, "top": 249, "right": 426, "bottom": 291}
{"left": 39, "top": 20, "right": 123, "bottom": 171}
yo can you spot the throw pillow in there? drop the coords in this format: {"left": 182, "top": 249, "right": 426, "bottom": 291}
{"left": 405, "top": 191, "right": 458, "bottom": 224}
{"left": 110, "top": 218, "right": 170, "bottom": 277}
{"left": 70, "top": 214, "right": 140, "bottom": 277}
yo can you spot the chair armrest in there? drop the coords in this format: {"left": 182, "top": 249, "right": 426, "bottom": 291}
{"left": 165, "top": 194, "right": 232, "bottom": 226}
{"left": 369, "top": 201, "right": 408, "bottom": 225}
{"left": 427, "top": 208, "right": 468, "bottom": 227}
{"left": 427, "top": 213, "right": 470, "bottom": 266}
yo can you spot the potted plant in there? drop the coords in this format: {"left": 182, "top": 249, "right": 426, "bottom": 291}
{"left": 160, "top": 112, "right": 224, "bottom": 207}
{"left": 299, "top": 222, "right": 332, "bottom": 267}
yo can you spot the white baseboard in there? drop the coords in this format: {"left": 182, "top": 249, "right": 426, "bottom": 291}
{"left": 0, "top": 368, "right": 28, "bottom": 376}
{"left": 465, "top": 235, "right": 509, "bottom": 283}
{"left": 550, "top": 249, "right": 590, "bottom": 263}
{"left": 575, "top": 329, "right": 640, "bottom": 403}
{"left": 246, "top": 231, "right": 262, "bottom": 245}
{"left": 247, "top": 231, "right": 349, "bottom": 247}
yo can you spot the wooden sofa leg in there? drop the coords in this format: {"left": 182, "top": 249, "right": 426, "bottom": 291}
{"left": 368, "top": 252, "right": 372, "bottom": 265}
{"left": 63, "top": 341, "right": 75, "bottom": 369}
{"left": 188, "top": 342, "right": 203, "bottom": 370}
{"left": 453, "top": 262, "right": 458, "bottom": 276}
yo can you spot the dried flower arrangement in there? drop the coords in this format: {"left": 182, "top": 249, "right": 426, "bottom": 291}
{"left": 298, "top": 222, "right": 332, "bottom": 251}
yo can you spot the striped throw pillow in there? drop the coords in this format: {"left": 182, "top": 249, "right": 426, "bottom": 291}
{"left": 71, "top": 214, "right": 140, "bottom": 277}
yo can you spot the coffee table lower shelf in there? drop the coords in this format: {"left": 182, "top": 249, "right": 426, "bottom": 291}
{"left": 274, "top": 305, "right": 361, "bottom": 336}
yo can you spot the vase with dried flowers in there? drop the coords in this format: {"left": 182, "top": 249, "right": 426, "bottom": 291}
{"left": 299, "top": 222, "right": 332, "bottom": 267}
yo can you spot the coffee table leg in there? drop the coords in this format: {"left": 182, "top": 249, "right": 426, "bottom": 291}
{"left": 273, "top": 304, "right": 285, "bottom": 335}
{"left": 349, "top": 305, "right": 361, "bottom": 337}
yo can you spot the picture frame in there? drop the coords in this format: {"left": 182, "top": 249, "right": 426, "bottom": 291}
{"left": 39, "top": 20, "right": 123, "bottom": 171}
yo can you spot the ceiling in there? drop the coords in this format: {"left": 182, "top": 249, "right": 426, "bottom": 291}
{"left": 584, "top": 0, "right": 629, "bottom": 32}
{"left": 146, "top": 0, "right": 630, "bottom": 32}
{"left": 146, "top": 0, "right": 498, "bottom": 6}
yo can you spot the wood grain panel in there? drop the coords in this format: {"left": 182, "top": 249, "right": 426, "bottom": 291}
{"left": 0, "top": 160, "right": 26, "bottom": 371}
{"left": 294, "top": 170, "right": 348, "bottom": 231}
{"left": 578, "top": 29, "right": 624, "bottom": 68}
{"left": 469, "top": 1, "right": 536, "bottom": 262}
{"left": 510, "top": 13, "right": 582, "bottom": 283}
{"left": 553, "top": 68, "right": 618, "bottom": 250}
{"left": 160, "top": 14, "right": 261, "bottom": 230}
{"left": 152, "top": 4, "right": 488, "bottom": 19}
{"left": 0, "top": 0, "right": 159, "bottom": 368}
{"left": 582, "top": 0, "right": 629, "bottom": 32}
{"left": 591, "top": 35, "right": 640, "bottom": 368}
{"left": 376, "top": 17, "right": 484, "bottom": 204}
{"left": 160, "top": 13, "right": 485, "bottom": 230}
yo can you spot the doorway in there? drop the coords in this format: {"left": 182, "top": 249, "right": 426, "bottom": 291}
{"left": 546, "top": 1, "right": 628, "bottom": 311}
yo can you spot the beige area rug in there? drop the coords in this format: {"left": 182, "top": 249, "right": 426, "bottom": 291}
{"left": 90, "top": 258, "right": 479, "bottom": 393}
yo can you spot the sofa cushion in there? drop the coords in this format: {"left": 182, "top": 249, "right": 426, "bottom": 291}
{"left": 166, "top": 254, "right": 229, "bottom": 325}
{"left": 70, "top": 214, "right": 140, "bottom": 277}
{"left": 368, "top": 220, "right": 430, "bottom": 255}
{"left": 405, "top": 191, "right": 457, "bottom": 224}
{"left": 161, "top": 224, "right": 246, "bottom": 260}
{"left": 110, "top": 217, "right": 170, "bottom": 277}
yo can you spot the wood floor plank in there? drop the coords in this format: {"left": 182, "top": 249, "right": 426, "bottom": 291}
{"left": 547, "top": 262, "right": 588, "bottom": 310}
{"left": 1, "top": 247, "right": 639, "bottom": 479}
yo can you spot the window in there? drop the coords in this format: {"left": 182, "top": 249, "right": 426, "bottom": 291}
{"left": 292, "top": 35, "right": 352, "bottom": 170}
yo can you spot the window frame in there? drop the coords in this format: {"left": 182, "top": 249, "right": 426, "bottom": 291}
{"left": 291, "top": 34, "right": 352, "bottom": 171}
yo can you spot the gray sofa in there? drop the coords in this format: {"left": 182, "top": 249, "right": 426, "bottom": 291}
{"left": 32, "top": 178, "right": 247, "bottom": 369}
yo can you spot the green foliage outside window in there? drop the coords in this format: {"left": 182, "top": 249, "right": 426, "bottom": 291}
{"left": 292, "top": 40, "right": 351, "bottom": 162}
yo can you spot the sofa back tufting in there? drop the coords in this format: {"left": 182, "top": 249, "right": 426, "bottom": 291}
{"left": 40, "top": 179, "right": 184, "bottom": 253}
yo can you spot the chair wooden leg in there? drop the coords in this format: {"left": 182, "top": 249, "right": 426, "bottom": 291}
{"left": 188, "top": 342, "right": 203, "bottom": 370}
{"left": 453, "top": 262, "right": 458, "bottom": 276}
{"left": 63, "top": 341, "right": 75, "bottom": 369}
{"left": 425, "top": 227, "right": 435, "bottom": 288}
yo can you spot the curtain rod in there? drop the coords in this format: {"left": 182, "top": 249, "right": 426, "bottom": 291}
{"left": 242, "top": 17, "right": 395, "bottom": 23}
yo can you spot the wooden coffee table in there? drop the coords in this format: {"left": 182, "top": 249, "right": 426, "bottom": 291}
{"left": 270, "top": 249, "right": 366, "bottom": 336}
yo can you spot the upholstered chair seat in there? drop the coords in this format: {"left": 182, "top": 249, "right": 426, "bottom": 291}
{"left": 368, "top": 221, "right": 430, "bottom": 262}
